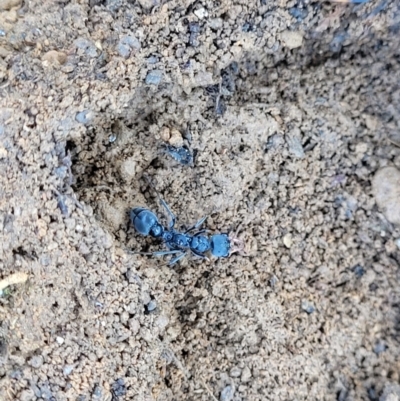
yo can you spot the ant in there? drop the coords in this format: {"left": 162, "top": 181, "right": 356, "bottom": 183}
{"left": 130, "top": 178, "right": 245, "bottom": 265}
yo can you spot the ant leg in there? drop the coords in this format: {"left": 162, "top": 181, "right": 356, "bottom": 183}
{"left": 134, "top": 250, "right": 182, "bottom": 257}
{"left": 185, "top": 216, "right": 207, "bottom": 234}
{"left": 159, "top": 198, "right": 176, "bottom": 230}
{"left": 144, "top": 175, "right": 176, "bottom": 229}
{"left": 190, "top": 249, "right": 210, "bottom": 261}
{"left": 169, "top": 252, "right": 187, "bottom": 265}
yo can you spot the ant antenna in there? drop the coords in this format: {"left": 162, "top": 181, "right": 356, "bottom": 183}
{"left": 142, "top": 174, "right": 176, "bottom": 229}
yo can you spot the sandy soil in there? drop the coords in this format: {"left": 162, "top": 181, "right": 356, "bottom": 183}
{"left": 1, "top": 0, "right": 400, "bottom": 400}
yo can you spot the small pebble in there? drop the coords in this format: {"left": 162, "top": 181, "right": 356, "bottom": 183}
{"left": 242, "top": 22, "right": 253, "bottom": 32}
{"left": 63, "top": 364, "right": 74, "bottom": 375}
{"left": 229, "top": 61, "right": 239, "bottom": 75}
{"left": 230, "top": 366, "right": 241, "bottom": 378}
{"left": 220, "top": 385, "right": 235, "bottom": 401}
{"left": 74, "top": 38, "right": 97, "bottom": 57}
{"left": 265, "top": 133, "right": 284, "bottom": 151}
{"left": 112, "top": 378, "right": 126, "bottom": 398}
{"left": 106, "top": 0, "right": 123, "bottom": 12}
{"left": 396, "top": 238, "right": 400, "bottom": 249}
{"left": 117, "top": 43, "right": 131, "bottom": 59}
{"left": 117, "top": 35, "right": 141, "bottom": 58}
{"left": 145, "top": 70, "right": 163, "bottom": 85}
{"left": 301, "top": 300, "right": 315, "bottom": 314}
{"left": 142, "top": 292, "right": 151, "bottom": 305}
{"left": 75, "top": 110, "right": 93, "bottom": 125}
{"left": 269, "top": 275, "right": 278, "bottom": 288}
{"left": 55, "top": 166, "right": 68, "bottom": 179}
{"left": 109, "top": 134, "right": 117, "bottom": 143}
{"left": 42, "top": 50, "right": 67, "bottom": 65}
{"left": 194, "top": 7, "right": 208, "bottom": 19}
{"left": 289, "top": 7, "right": 308, "bottom": 21}
{"left": 10, "top": 369, "right": 23, "bottom": 380}
{"left": 32, "top": 384, "right": 42, "bottom": 398}
{"left": 216, "top": 98, "right": 226, "bottom": 116}
{"left": 56, "top": 336, "right": 64, "bottom": 345}
{"left": 146, "top": 299, "right": 157, "bottom": 312}
{"left": 189, "top": 32, "right": 199, "bottom": 47}
{"left": 287, "top": 129, "right": 305, "bottom": 159}
{"left": 280, "top": 30, "right": 303, "bottom": 49}
{"left": 95, "top": 300, "right": 104, "bottom": 309}
{"left": 137, "top": 0, "right": 159, "bottom": 9}
{"left": 92, "top": 385, "right": 102, "bottom": 398}
{"left": 160, "top": 126, "right": 170, "bottom": 142}
{"left": 221, "top": 67, "right": 236, "bottom": 95}
{"left": 209, "top": 18, "right": 223, "bottom": 30}
{"left": 352, "top": 264, "right": 365, "bottom": 277}
{"left": 189, "top": 21, "right": 200, "bottom": 33}
{"left": 330, "top": 33, "right": 348, "bottom": 53}
{"left": 129, "top": 318, "right": 140, "bottom": 334}
{"left": 372, "top": 167, "right": 400, "bottom": 225}
{"left": 0, "top": 146, "right": 8, "bottom": 159}
{"left": 168, "top": 128, "right": 183, "bottom": 147}
{"left": 0, "top": 0, "right": 22, "bottom": 11}
{"left": 241, "top": 366, "right": 252, "bottom": 382}
{"left": 373, "top": 339, "right": 387, "bottom": 355}
{"left": 29, "top": 355, "right": 43, "bottom": 368}
{"left": 39, "top": 383, "right": 54, "bottom": 401}
{"left": 147, "top": 55, "right": 159, "bottom": 64}
{"left": 155, "top": 315, "right": 169, "bottom": 329}
{"left": 368, "top": 388, "right": 377, "bottom": 400}
{"left": 283, "top": 233, "right": 292, "bottom": 248}
{"left": 20, "top": 390, "right": 35, "bottom": 401}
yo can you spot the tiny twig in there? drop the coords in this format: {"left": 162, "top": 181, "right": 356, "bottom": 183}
{"left": 0, "top": 272, "right": 28, "bottom": 292}
{"left": 200, "top": 378, "right": 219, "bottom": 401}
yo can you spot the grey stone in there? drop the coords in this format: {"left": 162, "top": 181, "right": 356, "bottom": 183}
{"left": 74, "top": 38, "right": 97, "bottom": 57}
{"left": 145, "top": 70, "right": 163, "bottom": 85}
{"left": 220, "top": 385, "right": 235, "bottom": 401}
{"left": 75, "top": 110, "right": 93, "bottom": 125}
{"left": 106, "top": 0, "right": 123, "bottom": 11}
{"left": 301, "top": 299, "right": 315, "bottom": 314}
{"left": 63, "top": 364, "right": 74, "bottom": 375}
{"left": 287, "top": 129, "right": 305, "bottom": 158}
{"left": 147, "top": 299, "right": 157, "bottom": 311}
{"left": 93, "top": 385, "right": 102, "bottom": 398}
{"left": 374, "top": 340, "right": 387, "bottom": 355}
{"left": 118, "top": 36, "right": 141, "bottom": 58}
{"left": 230, "top": 366, "right": 241, "bottom": 377}
{"left": 146, "top": 56, "right": 159, "bottom": 64}
{"left": 117, "top": 43, "right": 131, "bottom": 59}
{"left": 241, "top": 366, "right": 252, "bottom": 382}
{"left": 29, "top": 355, "right": 43, "bottom": 368}
{"left": 55, "top": 166, "right": 68, "bottom": 179}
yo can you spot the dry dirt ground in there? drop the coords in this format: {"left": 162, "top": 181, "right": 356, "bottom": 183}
{"left": 1, "top": 0, "right": 400, "bottom": 400}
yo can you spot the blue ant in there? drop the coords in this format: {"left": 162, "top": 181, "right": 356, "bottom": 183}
{"left": 130, "top": 183, "right": 245, "bottom": 265}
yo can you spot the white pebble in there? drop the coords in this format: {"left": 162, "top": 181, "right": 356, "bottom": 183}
{"left": 372, "top": 167, "right": 400, "bottom": 225}
{"left": 194, "top": 7, "right": 208, "bottom": 19}
{"left": 283, "top": 233, "right": 292, "bottom": 248}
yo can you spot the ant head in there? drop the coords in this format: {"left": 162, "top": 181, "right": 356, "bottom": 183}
{"left": 210, "top": 234, "right": 230, "bottom": 258}
{"left": 131, "top": 208, "right": 162, "bottom": 237}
